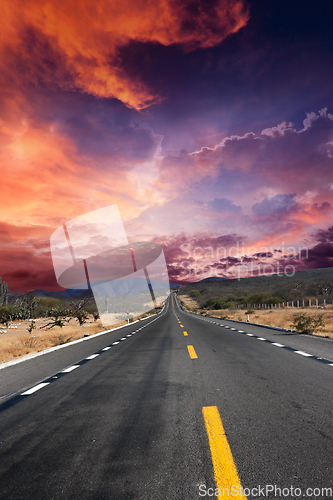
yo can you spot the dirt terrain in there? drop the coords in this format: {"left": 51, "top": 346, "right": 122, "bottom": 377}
{"left": 179, "top": 294, "right": 333, "bottom": 339}
{"left": 0, "top": 315, "right": 129, "bottom": 365}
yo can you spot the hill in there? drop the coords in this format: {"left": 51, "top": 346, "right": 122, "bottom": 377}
{"left": 179, "top": 267, "right": 333, "bottom": 307}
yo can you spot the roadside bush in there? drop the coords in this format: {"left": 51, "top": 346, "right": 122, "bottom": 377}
{"left": 205, "top": 297, "right": 231, "bottom": 310}
{"left": 291, "top": 314, "right": 325, "bottom": 334}
{"left": 36, "top": 297, "right": 67, "bottom": 317}
{"left": 189, "top": 290, "right": 200, "bottom": 299}
{"left": 247, "top": 292, "right": 268, "bottom": 304}
{"left": 266, "top": 296, "right": 282, "bottom": 305}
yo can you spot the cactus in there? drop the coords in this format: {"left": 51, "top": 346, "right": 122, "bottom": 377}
{"left": 0, "top": 278, "right": 8, "bottom": 306}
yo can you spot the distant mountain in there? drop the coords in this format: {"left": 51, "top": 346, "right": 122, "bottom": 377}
{"left": 199, "top": 277, "right": 228, "bottom": 282}
{"left": 28, "top": 281, "right": 179, "bottom": 300}
{"left": 179, "top": 267, "right": 333, "bottom": 303}
{"left": 30, "top": 289, "right": 92, "bottom": 300}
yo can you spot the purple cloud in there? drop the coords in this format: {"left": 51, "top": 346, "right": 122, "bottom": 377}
{"left": 252, "top": 193, "right": 298, "bottom": 217}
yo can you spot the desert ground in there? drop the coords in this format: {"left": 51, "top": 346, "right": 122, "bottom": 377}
{"left": 0, "top": 315, "right": 133, "bottom": 365}
{"left": 179, "top": 294, "right": 333, "bottom": 339}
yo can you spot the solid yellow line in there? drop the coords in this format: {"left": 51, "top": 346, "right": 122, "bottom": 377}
{"left": 202, "top": 406, "right": 247, "bottom": 499}
{"left": 187, "top": 345, "right": 197, "bottom": 359}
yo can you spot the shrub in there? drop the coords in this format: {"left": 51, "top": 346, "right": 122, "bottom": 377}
{"left": 266, "top": 296, "right": 282, "bottom": 305}
{"left": 205, "top": 297, "right": 231, "bottom": 309}
{"left": 51, "top": 335, "right": 73, "bottom": 346}
{"left": 36, "top": 297, "right": 67, "bottom": 317}
{"left": 21, "top": 336, "right": 38, "bottom": 348}
{"left": 27, "top": 321, "right": 36, "bottom": 334}
{"left": 291, "top": 314, "right": 325, "bottom": 334}
{"left": 247, "top": 292, "right": 267, "bottom": 304}
{"left": 189, "top": 290, "right": 200, "bottom": 299}
{"left": 245, "top": 309, "right": 255, "bottom": 315}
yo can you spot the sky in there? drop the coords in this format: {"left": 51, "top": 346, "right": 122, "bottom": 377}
{"left": 1, "top": 0, "right": 333, "bottom": 292}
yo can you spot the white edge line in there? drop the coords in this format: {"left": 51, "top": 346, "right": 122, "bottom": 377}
{"left": 177, "top": 299, "right": 333, "bottom": 362}
{"left": 22, "top": 382, "right": 50, "bottom": 395}
{"left": 0, "top": 311, "right": 163, "bottom": 371}
{"left": 62, "top": 365, "right": 80, "bottom": 373}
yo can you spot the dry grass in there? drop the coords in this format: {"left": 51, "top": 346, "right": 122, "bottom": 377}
{"left": 0, "top": 315, "right": 144, "bottom": 365}
{"left": 179, "top": 294, "right": 333, "bottom": 339}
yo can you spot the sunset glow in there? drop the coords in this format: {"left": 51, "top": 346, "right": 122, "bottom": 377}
{"left": 1, "top": 0, "right": 333, "bottom": 292}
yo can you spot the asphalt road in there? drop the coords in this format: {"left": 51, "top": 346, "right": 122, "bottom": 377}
{"left": 0, "top": 294, "right": 332, "bottom": 499}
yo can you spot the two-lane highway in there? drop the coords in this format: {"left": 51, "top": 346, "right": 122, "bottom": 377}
{"left": 0, "top": 294, "right": 332, "bottom": 499}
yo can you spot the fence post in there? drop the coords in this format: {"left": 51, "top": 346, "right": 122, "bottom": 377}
{"left": 292, "top": 301, "right": 294, "bottom": 308}
{"left": 302, "top": 300, "right": 305, "bottom": 308}
{"left": 297, "top": 300, "right": 299, "bottom": 308}
{"left": 309, "top": 299, "right": 311, "bottom": 307}
{"left": 324, "top": 299, "right": 326, "bottom": 309}
{"left": 316, "top": 299, "right": 318, "bottom": 308}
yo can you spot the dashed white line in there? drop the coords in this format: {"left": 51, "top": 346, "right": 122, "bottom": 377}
{"left": 112, "top": 341, "right": 120, "bottom": 345}
{"left": 62, "top": 365, "right": 80, "bottom": 372}
{"left": 86, "top": 354, "right": 99, "bottom": 360}
{"left": 238, "top": 330, "right": 244, "bottom": 333}
{"left": 230, "top": 328, "right": 236, "bottom": 331}
{"left": 102, "top": 347, "right": 112, "bottom": 351}
{"left": 246, "top": 333, "right": 254, "bottom": 336}
{"left": 294, "top": 351, "right": 312, "bottom": 357}
{"left": 272, "top": 343, "right": 285, "bottom": 347}
{"left": 257, "top": 337, "right": 266, "bottom": 341}
{"left": 22, "top": 383, "right": 50, "bottom": 395}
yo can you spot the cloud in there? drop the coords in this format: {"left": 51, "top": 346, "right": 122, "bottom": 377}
{"left": 149, "top": 231, "right": 246, "bottom": 282}
{"left": 252, "top": 193, "right": 298, "bottom": 217}
{"left": 189, "top": 109, "right": 333, "bottom": 195}
{"left": 0, "top": 97, "right": 167, "bottom": 233}
{"left": 314, "top": 226, "right": 333, "bottom": 243}
{"left": 208, "top": 197, "right": 242, "bottom": 213}
{"left": 0, "top": 235, "right": 60, "bottom": 292}
{"left": 0, "top": 0, "right": 249, "bottom": 110}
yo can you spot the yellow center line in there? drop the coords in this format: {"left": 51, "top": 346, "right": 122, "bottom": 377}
{"left": 187, "top": 345, "right": 197, "bottom": 359}
{"left": 202, "top": 406, "right": 247, "bottom": 499}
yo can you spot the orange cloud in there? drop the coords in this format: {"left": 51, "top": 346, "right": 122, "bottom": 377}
{"left": 0, "top": 0, "right": 249, "bottom": 109}
{"left": 0, "top": 108, "right": 150, "bottom": 231}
